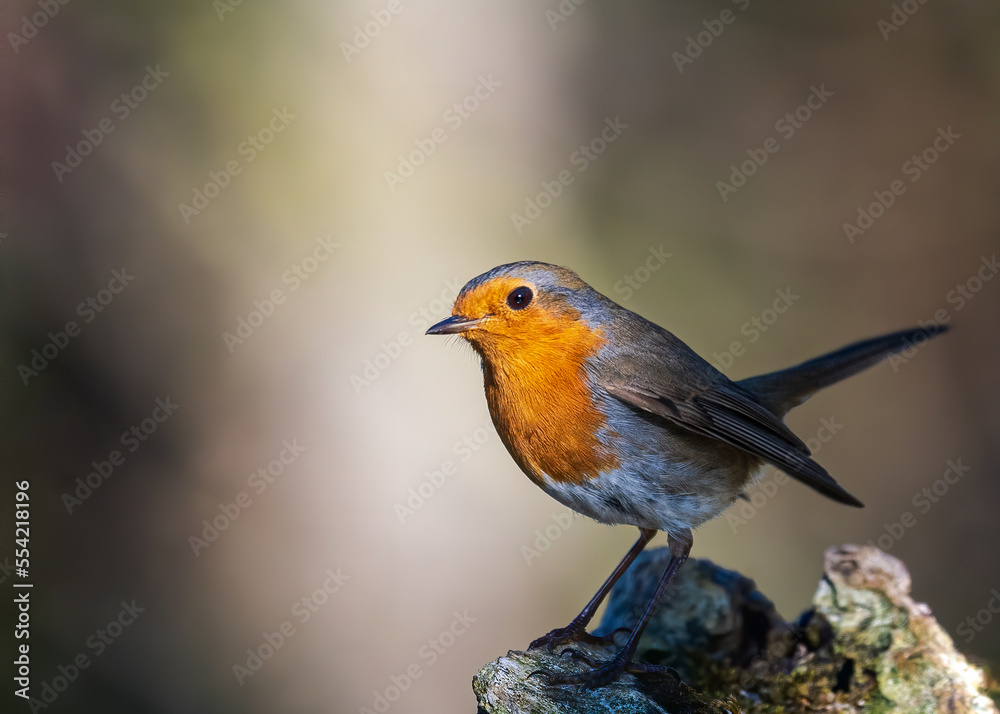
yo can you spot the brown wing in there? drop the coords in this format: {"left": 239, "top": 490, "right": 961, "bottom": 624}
{"left": 602, "top": 379, "right": 863, "bottom": 508}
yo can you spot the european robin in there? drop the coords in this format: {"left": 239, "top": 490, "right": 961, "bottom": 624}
{"left": 426, "top": 261, "right": 946, "bottom": 687}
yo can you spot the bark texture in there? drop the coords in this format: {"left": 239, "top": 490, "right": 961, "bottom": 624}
{"left": 473, "top": 544, "right": 998, "bottom": 713}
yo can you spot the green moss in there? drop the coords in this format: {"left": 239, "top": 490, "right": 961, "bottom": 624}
{"left": 475, "top": 547, "right": 997, "bottom": 713}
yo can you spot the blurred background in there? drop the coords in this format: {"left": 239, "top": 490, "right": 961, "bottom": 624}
{"left": 3, "top": 1, "right": 999, "bottom": 711}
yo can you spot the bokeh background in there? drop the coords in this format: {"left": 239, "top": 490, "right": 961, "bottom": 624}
{"left": 3, "top": 1, "right": 999, "bottom": 712}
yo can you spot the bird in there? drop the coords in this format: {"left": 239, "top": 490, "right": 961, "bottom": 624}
{"left": 425, "top": 260, "right": 947, "bottom": 687}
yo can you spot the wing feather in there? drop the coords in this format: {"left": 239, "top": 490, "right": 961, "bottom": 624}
{"left": 603, "top": 381, "right": 863, "bottom": 507}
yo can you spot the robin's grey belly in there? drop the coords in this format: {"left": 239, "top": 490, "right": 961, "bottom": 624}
{"left": 537, "top": 458, "right": 757, "bottom": 534}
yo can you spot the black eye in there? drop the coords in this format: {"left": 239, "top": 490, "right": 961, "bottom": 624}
{"left": 506, "top": 286, "right": 533, "bottom": 310}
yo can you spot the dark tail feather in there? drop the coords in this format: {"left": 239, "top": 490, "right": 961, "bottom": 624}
{"left": 738, "top": 326, "right": 949, "bottom": 417}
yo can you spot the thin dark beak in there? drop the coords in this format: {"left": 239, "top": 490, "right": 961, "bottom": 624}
{"left": 426, "top": 314, "right": 484, "bottom": 335}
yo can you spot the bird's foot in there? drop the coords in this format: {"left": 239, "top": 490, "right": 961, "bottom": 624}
{"left": 529, "top": 649, "right": 679, "bottom": 689}
{"left": 528, "top": 624, "right": 628, "bottom": 651}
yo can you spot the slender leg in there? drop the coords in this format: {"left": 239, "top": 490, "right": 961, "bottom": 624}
{"left": 540, "top": 528, "right": 693, "bottom": 688}
{"left": 529, "top": 528, "right": 656, "bottom": 650}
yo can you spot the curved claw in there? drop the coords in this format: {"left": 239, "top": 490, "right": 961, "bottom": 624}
{"left": 526, "top": 668, "right": 551, "bottom": 682}
{"left": 542, "top": 657, "right": 627, "bottom": 688}
{"left": 528, "top": 624, "right": 585, "bottom": 651}
{"left": 535, "top": 655, "right": 681, "bottom": 689}
{"left": 558, "top": 647, "right": 596, "bottom": 665}
{"left": 528, "top": 625, "right": 626, "bottom": 651}
{"left": 528, "top": 630, "right": 562, "bottom": 651}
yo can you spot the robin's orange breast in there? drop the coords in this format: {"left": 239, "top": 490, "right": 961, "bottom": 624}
{"left": 472, "top": 310, "right": 620, "bottom": 486}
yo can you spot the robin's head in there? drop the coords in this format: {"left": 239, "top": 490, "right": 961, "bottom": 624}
{"left": 426, "top": 262, "right": 608, "bottom": 361}
{"left": 426, "top": 263, "right": 620, "bottom": 483}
